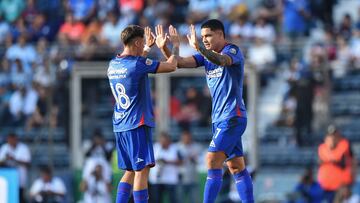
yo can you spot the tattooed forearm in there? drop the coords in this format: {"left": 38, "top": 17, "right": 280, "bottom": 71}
{"left": 171, "top": 45, "right": 179, "bottom": 57}
{"left": 198, "top": 45, "right": 230, "bottom": 66}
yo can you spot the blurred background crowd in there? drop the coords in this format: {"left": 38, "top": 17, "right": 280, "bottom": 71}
{"left": 0, "top": 0, "right": 360, "bottom": 202}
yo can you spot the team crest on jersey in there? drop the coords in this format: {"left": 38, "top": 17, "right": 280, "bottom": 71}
{"left": 229, "top": 48, "right": 237, "bottom": 54}
{"left": 145, "top": 58, "right": 153, "bottom": 65}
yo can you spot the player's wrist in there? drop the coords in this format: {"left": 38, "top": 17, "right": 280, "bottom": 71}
{"left": 144, "top": 45, "right": 151, "bottom": 52}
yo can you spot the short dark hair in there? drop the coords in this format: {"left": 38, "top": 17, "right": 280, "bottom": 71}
{"left": 40, "top": 165, "right": 52, "bottom": 175}
{"left": 121, "top": 25, "right": 144, "bottom": 45}
{"left": 201, "top": 19, "right": 225, "bottom": 38}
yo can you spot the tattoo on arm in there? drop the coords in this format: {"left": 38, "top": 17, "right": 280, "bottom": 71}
{"left": 161, "top": 46, "right": 171, "bottom": 59}
{"left": 171, "top": 45, "right": 179, "bottom": 57}
{"left": 198, "top": 45, "right": 231, "bottom": 66}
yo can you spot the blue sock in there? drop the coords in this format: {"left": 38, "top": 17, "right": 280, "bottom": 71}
{"left": 133, "top": 189, "right": 149, "bottom": 203}
{"left": 233, "top": 169, "right": 254, "bottom": 203}
{"left": 203, "top": 169, "right": 223, "bottom": 203}
{"left": 116, "top": 182, "right": 132, "bottom": 203}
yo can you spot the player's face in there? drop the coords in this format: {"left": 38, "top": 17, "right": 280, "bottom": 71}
{"left": 201, "top": 28, "right": 223, "bottom": 51}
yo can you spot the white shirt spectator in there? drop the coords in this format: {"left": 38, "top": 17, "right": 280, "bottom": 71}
{"left": 149, "top": 143, "right": 181, "bottom": 185}
{"left": 0, "top": 142, "right": 31, "bottom": 187}
{"left": 101, "top": 21, "right": 123, "bottom": 47}
{"left": 82, "top": 175, "right": 111, "bottom": 203}
{"left": 229, "top": 21, "right": 253, "bottom": 39}
{"left": 248, "top": 40, "right": 276, "bottom": 71}
{"left": 9, "top": 87, "right": 38, "bottom": 117}
{"left": 189, "top": 0, "right": 216, "bottom": 14}
{"left": 82, "top": 157, "right": 112, "bottom": 183}
{"left": 253, "top": 24, "right": 276, "bottom": 43}
{"left": 218, "top": 0, "right": 243, "bottom": 15}
{"left": 5, "top": 44, "right": 36, "bottom": 73}
{"left": 33, "top": 65, "right": 56, "bottom": 88}
{"left": 177, "top": 142, "right": 202, "bottom": 184}
{"left": 0, "top": 21, "right": 10, "bottom": 44}
{"left": 29, "top": 177, "right": 66, "bottom": 197}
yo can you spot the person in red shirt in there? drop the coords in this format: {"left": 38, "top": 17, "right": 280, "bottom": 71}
{"left": 317, "top": 125, "right": 357, "bottom": 203}
{"left": 58, "top": 12, "right": 85, "bottom": 45}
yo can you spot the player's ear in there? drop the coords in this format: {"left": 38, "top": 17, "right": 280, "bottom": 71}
{"left": 134, "top": 38, "right": 143, "bottom": 48}
{"left": 215, "top": 30, "right": 223, "bottom": 38}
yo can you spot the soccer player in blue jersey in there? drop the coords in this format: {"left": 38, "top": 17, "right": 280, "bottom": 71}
{"left": 108, "top": 25, "right": 178, "bottom": 203}
{"left": 156, "top": 20, "right": 254, "bottom": 203}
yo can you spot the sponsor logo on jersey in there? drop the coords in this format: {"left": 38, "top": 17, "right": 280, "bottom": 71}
{"left": 108, "top": 67, "right": 127, "bottom": 79}
{"left": 206, "top": 67, "right": 223, "bottom": 78}
{"left": 229, "top": 48, "right": 237, "bottom": 54}
{"left": 145, "top": 58, "right": 153, "bottom": 65}
{"left": 210, "top": 140, "right": 216, "bottom": 148}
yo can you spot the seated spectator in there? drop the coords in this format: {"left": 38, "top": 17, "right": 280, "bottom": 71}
{"left": 257, "top": 0, "right": 282, "bottom": 26}
{"left": 253, "top": 15, "right": 276, "bottom": 43}
{"left": 66, "top": 0, "right": 96, "bottom": 23}
{"left": 8, "top": 85, "right": 38, "bottom": 125}
{"left": 119, "top": 0, "right": 144, "bottom": 14}
{"left": 0, "top": 15, "right": 10, "bottom": 45}
{"left": 27, "top": 14, "right": 52, "bottom": 42}
{"left": 34, "top": 38, "right": 50, "bottom": 66}
{"left": 10, "top": 59, "right": 32, "bottom": 89}
{"left": 22, "top": 0, "right": 39, "bottom": 25}
{"left": 188, "top": 0, "right": 216, "bottom": 23}
{"left": 79, "top": 17, "right": 103, "bottom": 60}
{"left": 317, "top": 125, "right": 356, "bottom": 203}
{"left": 144, "top": 0, "right": 171, "bottom": 26}
{"left": 293, "top": 167, "right": 323, "bottom": 203}
{"left": 33, "top": 59, "right": 55, "bottom": 88}
{"left": 80, "top": 164, "right": 112, "bottom": 203}
{"left": 150, "top": 132, "right": 182, "bottom": 203}
{"left": 247, "top": 32, "right": 276, "bottom": 86}
{"left": 0, "top": 133, "right": 31, "bottom": 203}
{"left": 6, "top": 34, "right": 36, "bottom": 74}
{"left": 29, "top": 166, "right": 66, "bottom": 203}
{"left": 58, "top": 12, "right": 86, "bottom": 45}
{"left": 100, "top": 12, "right": 124, "bottom": 48}
{"left": 282, "top": 0, "right": 311, "bottom": 39}
{"left": 0, "top": 0, "right": 25, "bottom": 23}
{"left": 175, "top": 87, "right": 201, "bottom": 129}
{"left": 0, "top": 83, "right": 11, "bottom": 126}
{"left": 229, "top": 6, "right": 253, "bottom": 41}
{"left": 82, "top": 157, "right": 112, "bottom": 185}
{"left": 332, "top": 36, "right": 351, "bottom": 78}
{"left": 96, "top": 0, "right": 117, "bottom": 21}
{"left": 84, "top": 130, "right": 112, "bottom": 161}
{"left": 337, "top": 13, "right": 353, "bottom": 42}
{"left": 218, "top": 0, "right": 243, "bottom": 16}
{"left": 26, "top": 86, "right": 58, "bottom": 131}
{"left": 177, "top": 130, "right": 202, "bottom": 203}
{"left": 9, "top": 17, "right": 27, "bottom": 41}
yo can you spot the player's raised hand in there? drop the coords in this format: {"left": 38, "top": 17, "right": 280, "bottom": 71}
{"left": 144, "top": 26, "right": 155, "bottom": 47}
{"left": 168, "top": 25, "right": 180, "bottom": 47}
{"left": 187, "top": 24, "right": 199, "bottom": 50}
{"left": 155, "top": 24, "right": 168, "bottom": 48}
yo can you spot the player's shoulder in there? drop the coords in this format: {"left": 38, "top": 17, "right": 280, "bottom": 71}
{"left": 137, "top": 56, "right": 157, "bottom": 66}
{"left": 223, "top": 43, "right": 241, "bottom": 54}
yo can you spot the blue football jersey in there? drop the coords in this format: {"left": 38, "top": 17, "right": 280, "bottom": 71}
{"left": 193, "top": 43, "right": 247, "bottom": 123}
{"left": 107, "top": 55, "right": 159, "bottom": 132}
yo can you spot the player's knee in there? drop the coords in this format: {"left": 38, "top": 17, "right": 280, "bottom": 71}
{"left": 227, "top": 158, "right": 246, "bottom": 174}
{"left": 206, "top": 153, "right": 226, "bottom": 169}
{"left": 228, "top": 165, "right": 243, "bottom": 174}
